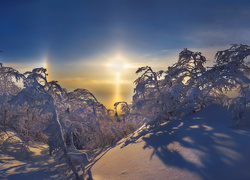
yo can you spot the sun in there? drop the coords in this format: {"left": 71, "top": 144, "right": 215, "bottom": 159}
{"left": 107, "top": 54, "right": 128, "bottom": 73}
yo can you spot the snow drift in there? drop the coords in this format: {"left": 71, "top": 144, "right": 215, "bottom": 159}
{"left": 91, "top": 104, "right": 250, "bottom": 180}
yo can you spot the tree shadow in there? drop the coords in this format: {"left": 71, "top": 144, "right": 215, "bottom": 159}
{"left": 141, "top": 104, "right": 250, "bottom": 180}
{"left": 0, "top": 133, "right": 34, "bottom": 161}
{"left": 0, "top": 142, "right": 63, "bottom": 180}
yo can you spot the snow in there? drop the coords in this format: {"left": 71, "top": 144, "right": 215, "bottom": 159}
{"left": 0, "top": 130, "right": 63, "bottom": 180}
{"left": 1, "top": 104, "right": 250, "bottom": 180}
{"left": 91, "top": 104, "right": 250, "bottom": 180}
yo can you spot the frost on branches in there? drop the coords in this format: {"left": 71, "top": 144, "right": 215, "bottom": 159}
{"left": 215, "top": 44, "right": 250, "bottom": 127}
{"left": 0, "top": 44, "right": 249, "bottom": 179}
{"left": 131, "top": 44, "right": 249, "bottom": 128}
{"left": 0, "top": 66, "right": 125, "bottom": 179}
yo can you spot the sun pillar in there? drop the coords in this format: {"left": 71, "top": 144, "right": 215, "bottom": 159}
{"left": 115, "top": 72, "right": 121, "bottom": 103}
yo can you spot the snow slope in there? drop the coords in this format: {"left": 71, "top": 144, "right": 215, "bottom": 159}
{"left": 91, "top": 104, "right": 250, "bottom": 180}
{"left": 0, "top": 130, "right": 63, "bottom": 180}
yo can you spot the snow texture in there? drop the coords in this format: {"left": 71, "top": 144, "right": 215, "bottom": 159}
{"left": 0, "top": 130, "right": 63, "bottom": 180}
{"left": 91, "top": 104, "right": 250, "bottom": 180}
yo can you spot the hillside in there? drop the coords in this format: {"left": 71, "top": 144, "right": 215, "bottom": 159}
{"left": 1, "top": 104, "right": 249, "bottom": 180}
{"left": 91, "top": 104, "right": 250, "bottom": 180}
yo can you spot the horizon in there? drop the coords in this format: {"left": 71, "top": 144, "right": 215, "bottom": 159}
{"left": 1, "top": 0, "right": 250, "bottom": 108}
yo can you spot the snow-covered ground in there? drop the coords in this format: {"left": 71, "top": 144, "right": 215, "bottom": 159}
{"left": 0, "top": 131, "right": 63, "bottom": 180}
{"left": 91, "top": 104, "right": 250, "bottom": 180}
{"left": 1, "top": 104, "right": 250, "bottom": 180}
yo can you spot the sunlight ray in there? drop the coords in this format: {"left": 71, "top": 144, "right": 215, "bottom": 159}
{"left": 115, "top": 72, "right": 121, "bottom": 103}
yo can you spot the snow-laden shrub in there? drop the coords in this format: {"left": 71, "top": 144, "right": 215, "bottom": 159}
{"left": 224, "top": 96, "right": 249, "bottom": 128}
{"left": 130, "top": 44, "right": 250, "bottom": 127}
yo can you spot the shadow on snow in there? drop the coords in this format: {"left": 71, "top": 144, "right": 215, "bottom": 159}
{"left": 127, "top": 104, "right": 250, "bottom": 180}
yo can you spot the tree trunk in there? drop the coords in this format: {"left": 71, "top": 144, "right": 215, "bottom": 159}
{"left": 92, "top": 107, "right": 105, "bottom": 147}
{"left": 3, "top": 109, "right": 7, "bottom": 130}
{"left": 51, "top": 102, "right": 81, "bottom": 180}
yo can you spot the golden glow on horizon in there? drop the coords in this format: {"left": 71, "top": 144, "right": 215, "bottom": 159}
{"left": 44, "top": 53, "right": 137, "bottom": 109}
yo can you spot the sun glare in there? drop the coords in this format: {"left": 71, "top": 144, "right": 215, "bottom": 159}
{"left": 107, "top": 54, "right": 128, "bottom": 73}
{"left": 106, "top": 54, "right": 130, "bottom": 103}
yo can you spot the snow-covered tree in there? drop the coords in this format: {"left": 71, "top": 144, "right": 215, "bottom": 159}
{"left": 64, "top": 88, "right": 123, "bottom": 149}
{"left": 131, "top": 44, "right": 249, "bottom": 127}
{"left": 0, "top": 63, "right": 23, "bottom": 129}
{"left": 132, "top": 49, "right": 208, "bottom": 126}
{"left": 8, "top": 67, "right": 82, "bottom": 179}
{"left": 213, "top": 44, "right": 250, "bottom": 127}
{"left": 114, "top": 101, "right": 130, "bottom": 121}
{"left": 162, "top": 49, "right": 207, "bottom": 116}
{"left": 132, "top": 66, "right": 167, "bottom": 125}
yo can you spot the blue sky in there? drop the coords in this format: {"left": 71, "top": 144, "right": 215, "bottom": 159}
{"left": 0, "top": 0, "right": 250, "bottom": 108}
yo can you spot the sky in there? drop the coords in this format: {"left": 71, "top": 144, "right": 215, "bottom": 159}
{"left": 0, "top": 0, "right": 250, "bottom": 109}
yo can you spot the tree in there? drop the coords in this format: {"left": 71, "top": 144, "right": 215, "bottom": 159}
{"left": 133, "top": 66, "right": 167, "bottom": 125}
{"left": 9, "top": 67, "right": 81, "bottom": 179}
{"left": 132, "top": 50, "right": 207, "bottom": 126}
{"left": 65, "top": 88, "right": 122, "bottom": 149}
{"left": 114, "top": 101, "right": 130, "bottom": 122}
{"left": 0, "top": 63, "right": 23, "bottom": 129}
{"left": 214, "top": 44, "right": 250, "bottom": 127}
{"left": 131, "top": 45, "right": 249, "bottom": 128}
{"left": 164, "top": 49, "right": 207, "bottom": 114}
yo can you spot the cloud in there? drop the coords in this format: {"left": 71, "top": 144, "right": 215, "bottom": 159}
{"left": 184, "top": 28, "right": 250, "bottom": 48}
